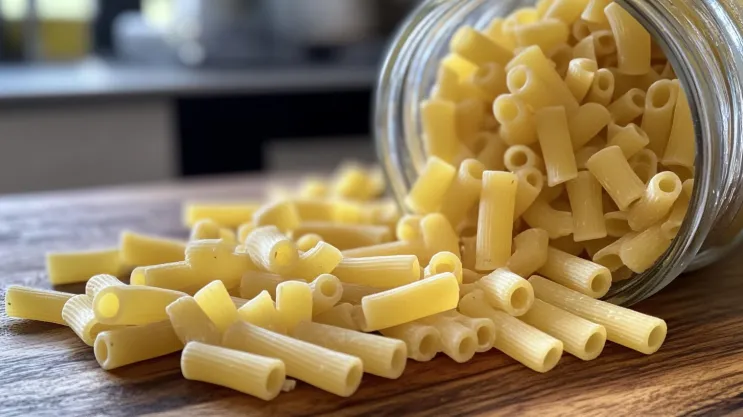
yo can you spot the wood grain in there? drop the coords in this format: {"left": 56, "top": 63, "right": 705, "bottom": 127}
{"left": 2, "top": 175, "right": 743, "bottom": 417}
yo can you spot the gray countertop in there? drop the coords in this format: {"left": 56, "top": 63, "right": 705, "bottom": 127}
{"left": 0, "top": 59, "right": 378, "bottom": 102}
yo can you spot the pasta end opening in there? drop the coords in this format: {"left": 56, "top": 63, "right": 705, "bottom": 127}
{"left": 584, "top": 331, "right": 606, "bottom": 357}
{"left": 647, "top": 324, "right": 667, "bottom": 352}
{"left": 510, "top": 286, "right": 531, "bottom": 312}
{"left": 418, "top": 333, "right": 438, "bottom": 358}
{"left": 543, "top": 346, "right": 562, "bottom": 372}
{"left": 266, "top": 367, "right": 285, "bottom": 395}
{"left": 96, "top": 292, "right": 120, "bottom": 319}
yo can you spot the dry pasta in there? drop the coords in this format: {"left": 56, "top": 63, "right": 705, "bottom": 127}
{"left": 5, "top": 285, "right": 73, "bottom": 325}
{"left": 439, "top": 159, "right": 486, "bottom": 228}
{"left": 536, "top": 106, "right": 578, "bottom": 187}
{"left": 493, "top": 94, "right": 538, "bottom": 146}
{"left": 237, "top": 290, "right": 286, "bottom": 334}
{"left": 223, "top": 321, "right": 363, "bottom": 397}
{"left": 607, "top": 123, "right": 650, "bottom": 159}
{"left": 62, "top": 294, "right": 119, "bottom": 346}
{"left": 459, "top": 290, "right": 563, "bottom": 373}
{"left": 522, "top": 197, "right": 574, "bottom": 239}
{"left": 585, "top": 68, "right": 614, "bottom": 106}
{"left": 514, "top": 167, "right": 544, "bottom": 218}
{"left": 568, "top": 103, "right": 611, "bottom": 150}
{"left": 333, "top": 255, "right": 420, "bottom": 288}
{"left": 607, "top": 89, "right": 646, "bottom": 125}
{"left": 166, "top": 296, "right": 222, "bottom": 345}
{"left": 663, "top": 84, "right": 696, "bottom": 169}
{"left": 46, "top": 248, "right": 121, "bottom": 285}
{"left": 93, "top": 285, "right": 186, "bottom": 326}
{"left": 182, "top": 202, "right": 260, "bottom": 228}
{"left": 292, "top": 321, "right": 407, "bottom": 379}
{"left": 450, "top": 25, "right": 513, "bottom": 67}
{"left": 620, "top": 224, "right": 673, "bottom": 273}
{"left": 538, "top": 247, "right": 612, "bottom": 298}
{"left": 530, "top": 276, "right": 667, "bottom": 354}
{"left": 380, "top": 321, "right": 442, "bottom": 362}
{"left": 181, "top": 341, "right": 285, "bottom": 401}
{"left": 94, "top": 320, "right": 183, "bottom": 370}
{"left": 586, "top": 146, "right": 646, "bottom": 210}
{"left": 130, "top": 261, "right": 199, "bottom": 292}
{"left": 275, "top": 281, "right": 313, "bottom": 332}
{"left": 194, "top": 280, "right": 239, "bottom": 332}
{"left": 244, "top": 226, "right": 299, "bottom": 275}
{"left": 507, "top": 228, "right": 549, "bottom": 278}
{"left": 291, "top": 241, "right": 343, "bottom": 280}
{"left": 313, "top": 303, "right": 361, "bottom": 331}
{"left": 627, "top": 171, "right": 682, "bottom": 231}
{"left": 565, "top": 58, "right": 598, "bottom": 102}
{"left": 476, "top": 268, "right": 534, "bottom": 316}
{"left": 642, "top": 79, "right": 680, "bottom": 156}
{"left": 476, "top": 171, "right": 517, "bottom": 271}
{"left": 566, "top": 170, "right": 607, "bottom": 241}
{"left": 309, "top": 274, "right": 343, "bottom": 316}
{"left": 419, "top": 313, "right": 478, "bottom": 363}
{"left": 292, "top": 223, "right": 390, "bottom": 251}
{"left": 605, "top": 3, "right": 651, "bottom": 75}
{"left": 120, "top": 231, "right": 186, "bottom": 267}
{"left": 405, "top": 156, "right": 457, "bottom": 214}
{"left": 253, "top": 200, "right": 301, "bottom": 234}
{"left": 424, "top": 251, "right": 463, "bottom": 283}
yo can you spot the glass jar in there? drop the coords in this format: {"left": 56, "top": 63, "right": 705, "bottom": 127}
{"left": 374, "top": 0, "right": 743, "bottom": 305}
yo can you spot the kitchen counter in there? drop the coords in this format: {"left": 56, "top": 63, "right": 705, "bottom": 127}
{"left": 0, "top": 60, "right": 376, "bottom": 103}
{"left": 1, "top": 175, "right": 742, "bottom": 416}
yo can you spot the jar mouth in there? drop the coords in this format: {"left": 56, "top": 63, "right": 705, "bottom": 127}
{"left": 375, "top": 0, "right": 743, "bottom": 305}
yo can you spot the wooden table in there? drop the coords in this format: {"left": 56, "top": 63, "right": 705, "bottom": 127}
{"left": 1, "top": 176, "right": 742, "bottom": 417}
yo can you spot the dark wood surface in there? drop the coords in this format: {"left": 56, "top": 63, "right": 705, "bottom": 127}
{"left": 2, "top": 175, "right": 743, "bottom": 417}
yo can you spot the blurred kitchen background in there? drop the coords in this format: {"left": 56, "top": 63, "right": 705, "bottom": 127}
{"left": 0, "top": 0, "right": 417, "bottom": 194}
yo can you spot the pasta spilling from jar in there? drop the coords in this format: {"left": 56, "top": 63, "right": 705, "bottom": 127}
{"left": 4, "top": 0, "right": 686, "bottom": 402}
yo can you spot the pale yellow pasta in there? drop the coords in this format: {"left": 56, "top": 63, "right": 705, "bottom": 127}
{"left": 62, "top": 294, "right": 119, "bottom": 346}
{"left": 529, "top": 276, "right": 667, "bottom": 354}
{"left": 331, "top": 163, "right": 378, "bottom": 201}
{"left": 275, "top": 281, "right": 312, "bottom": 332}
{"left": 547, "top": 44, "right": 574, "bottom": 78}
{"left": 568, "top": 103, "right": 611, "bottom": 150}
{"left": 237, "top": 222, "right": 257, "bottom": 243}
{"left": 513, "top": 18, "right": 569, "bottom": 52}
{"left": 476, "top": 171, "right": 517, "bottom": 271}
{"left": 93, "top": 285, "right": 186, "bottom": 326}
{"left": 292, "top": 222, "right": 390, "bottom": 251}
{"left": 591, "top": 30, "right": 617, "bottom": 57}
{"left": 194, "top": 280, "right": 239, "bottom": 332}
{"left": 592, "top": 232, "right": 637, "bottom": 271}
{"left": 661, "top": 179, "right": 693, "bottom": 239}
{"left": 583, "top": 237, "right": 617, "bottom": 259}
{"left": 420, "top": 213, "right": 462, "bottom": 263}
{"left": 459, "top": 290, "right": 563, "bottom": 373}
{"left": 292, "top": 321, "right": 407, "bottom": 379}
{"left": 522, "top": 197, "right": 574, "bottom": 239}
{"left": 419, "top": 314, "right": 478, "bottom": 363}
{"left": 421, "top": 100, "right": 460, "bottom": 164}
{"left": 609, "top": 68, "right": 660, "bottom": 100}
{"left": 469, "top": 63, "right": 508, "bottom": 101}
{"left": 474, "top": 132, "right": 509, "bottom": 170}
{"left": 189, "top": 219, "right": 221, "bottom": 240}
{"left": 565, "top": 58, "right": 598, "bottom": 102}
{"left": 405, "top": 156, "right": 457, "bottom": 214}
{"left": 536, "top": 106, "right": 578, "bottom": 187}
{"left": 607, "top": 123, "right": 650, "bottom": 159}
{"left": 506, "top": 47, "right": 579, "bottom": 113}
{"left": 313, "top": 303, "right": 361, "bottom": 330}
{"left": 395, "top": 215, "right": 423, "bottom": 242}
{"left": 605, "top": 211, "right": 632, "bottom": 238}
{"left": 627, "top": 171, "right": 683, "bottom": 231}
{"left": 46, "top": 248, "right": 121, "bottom": 285}
{"left": 186, "top": 239, "right": 254, "bottom": 289}
{"left": 308, "top": 274, "right": 342, "bottom": 315}
{"left": 566, "top": 170, "right": 607, "bottom": 241}
{"left": 289, "top": 199, "right": 335, "bottom": 223}
{"left": 231, "top": 296, "right": 249, "bottom": 308}
{"left": 219, "top": 228, "right": 238, "bottom": 244}
{"left": 181, "top": 341, "right": 285, "bottom": 401}
{"left": 573, "top": 35, "right": 597, "bottom": 61}
{"left": 663, "top": 84, "right": 696, "bottom": 169}
{"left": 450, "top": 25, "right": 513, "bottom": 67}
{"left": 182, "top": 202, "right": 260, "bottom": 228}
{"left": 94, "top": 320, "right": 183, "bottom": 370}
{"left": 442, "top": 311, "right": 497, "bottom": 353}
{"left": 493, "top": 94, "right": 537, "bottom": 146}
{"left": 441, "top": 53, "right": 479, "bottom": 81}
{"left": 513, "top": 167, "right": 544, "bottom": 218}
{"left": 504, "top": 144, "right": 543, "bottom": 173}
{"left": 608, "top": 88, "right": 646, "bottom": 125}
{"left": 572, "top": 20, "right": 592, "bottom": 42}
{"left": 298, "top": 177, "right": 329, "bottom": 199}
{"left": 295, "top": 233, "right": 323, "bottom": 252}
{"left": 584, "top": 68, "right": 615, "bottom": 106}
{"left": 360, "top": 272, "right": 459, "bottom": 331}
{"left": 455, "top": 99, "right": 487, "bottom": 141}
{"left": 5, "top": 285, "right": 73, "bottom": 325}
{"left": 574, "top": 146, "right": 602, "bottom": 170}
{"left": 237, "top": 290, "right": 286, "bottom": 334}
{"left": 85, "top": 273, "right": 125, "bottom": 298}
{"left": 252, "top": 200, "right": 301, "bottom": 234}
{"left": 550, "top": 236, "right": 585, "bottom": 256}
{"left": 434, "top": 62, "right": 462, "bottom": 101}
{"left": 424, "top": 251, "right": 463, "bottom": 283}
{"left": 620, "top": 224, "right": 672, "bottom": 273}
{"left": 223, "top": 321, "right": 363, "bottom": 397}
{"left": 605, "top": 3, "right": 651, "bottom": 75}
{"left": 439, "top": 159, "right": 486, "bottom": 228}
{"left": 476, "top": 268, "right": 534, "bottom": 316}
{"left": 380, "top": 321, "right": 442, "bottom": 362}
{"left": 341, "top": 240, "right": 425, "bottom": 259}
{"left": 543, "top": 0, "right": 589, "bottom": 23}
{"left": 120, "top": 231, "right": 186, "bottom": 267}
{"left": 460, "top": 237, "right": 477, "bottom": 271}
{"left": 130, "top": 261, "right": 200, "bottom": 293}
{"left": 581, "top": 0, "right": 611, "bottom": 24}
{"left": 166, "top": 296, "right": 221, "bottom": 345}
{"left": 586, "top": 146, "right": 645, "bottom": 210}
{"left": 290, "top": 241, "right": 343, "bottom": 281}
{"left": 333, "top": 255, "right": 420, "bottom": 288}
{"left": 244, "top": 225, "right": 299, "bottom": 275}
{"left": 537, "top": 247, "right": 611, "bottom": 298}
{"left": 507, "top": 228, "right": 549, "bottom": 278}
{"left": 613, "top": 266, "right": 635, "bottom": 282}
{"left": 520, "top": 299, "right": 606, "bottom": 361}
{"left": 660, "top": 61, "right": 676, "bottom": 79}
{"left": 642, "top": 80, "right": 680, "bottom": 156}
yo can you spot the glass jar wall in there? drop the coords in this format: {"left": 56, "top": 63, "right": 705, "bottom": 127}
{"left": 374, "top": 0, "right": 743, "bottom": 305}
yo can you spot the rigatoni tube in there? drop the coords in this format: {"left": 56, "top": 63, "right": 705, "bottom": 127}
{"left": 223, "top": 321, "right": 363, "bottom": 397}
{"left": 476, "top": 269, "right": 534, "bottom": 316}
{"left": 537, "top": 247, "right": 612, "bottom": 298}
{"left": 5, "top": 285, "right": 73, "bottom": 325}
{"left": 476, "top": 171, "right": 517, "bottom": 271}
{"left": 529, "top": 276, "right": 667, "bottom": 354}
{"left": 94, "top": 320, "right": 183, "bottom": 370}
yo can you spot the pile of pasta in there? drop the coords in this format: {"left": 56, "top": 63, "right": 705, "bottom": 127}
{"left": 4, "top": 0, "right": 688, "bottom": 402}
